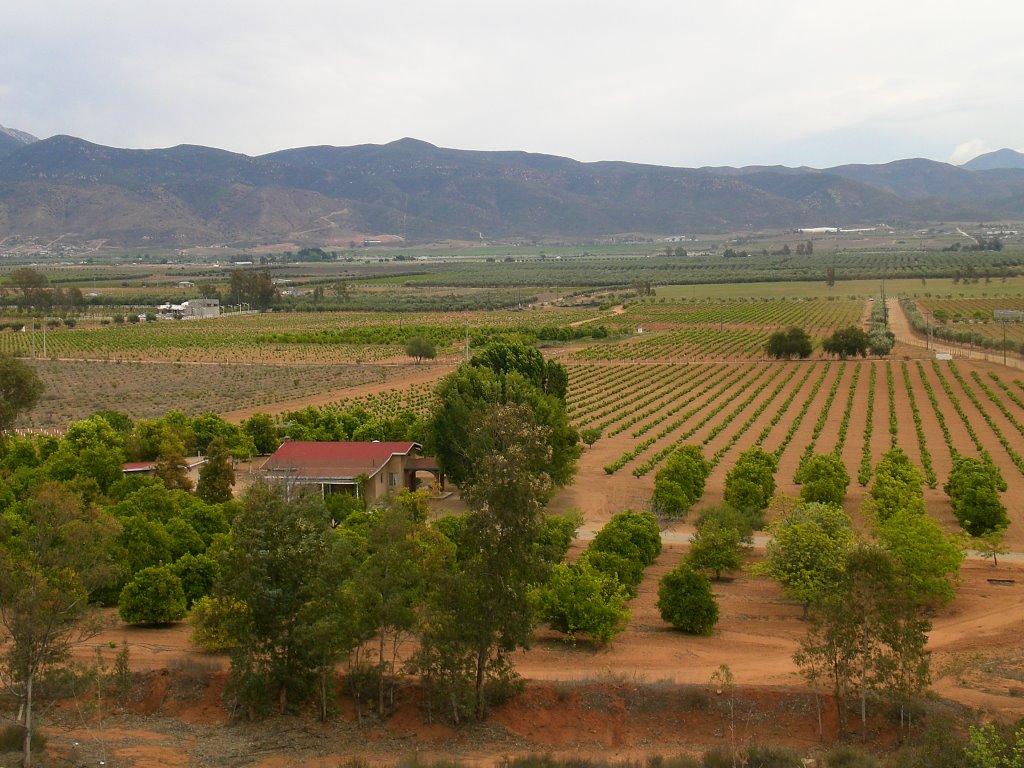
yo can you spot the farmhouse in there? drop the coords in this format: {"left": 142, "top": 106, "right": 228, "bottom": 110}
{"left": 260, "top": 441, "right": 442, "bottom": 505}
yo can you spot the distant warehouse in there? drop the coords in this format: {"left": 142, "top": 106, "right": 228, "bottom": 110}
{"left": 157, "top": 298, "right": 221, "bottom": 319}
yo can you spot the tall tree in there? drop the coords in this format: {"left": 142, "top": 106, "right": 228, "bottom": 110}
{"left": 794, "top": 545, "right": 930, "bottom": 739}
{"left": 0, "top": 483, "right": 120, "bottom": 767}
{"left": 429, "top": 361, "right": 579, "bottom": 491}
{"left": 197, "top": 437, "right": 235, "bottom": 503}
{"left": 348, "top": 491, "right": 447, "bottom": 716}
{"left": 0, "top": 354, "right": 44, "bottom": 435}
{"left": 217, "top": 482, "right": 336, "bottom": 715}
{"left": 416, "top": 403, "right": 554, "bottom": 720}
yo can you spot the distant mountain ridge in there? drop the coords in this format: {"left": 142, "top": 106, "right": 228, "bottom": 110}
{"left": 1, "top": 131, "right": 1023, "bottom": 247}
{"left": 961, "top": 148, "right": 1024, "bottom": 171}
{"left": 0, "top": 124, "right": 37, "bottom": 158}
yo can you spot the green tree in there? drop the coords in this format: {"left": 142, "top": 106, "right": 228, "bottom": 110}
{"left": 152, "top": 442, "right": 194, "bottom": 492}
{"left": 416, "top": 403, "right": 556, "bottom": 721}
{"left": 0, "top": 482, "right": 120, "bottom": 768}
{"left": 822, "top": 326, "right": 871, "bottom": 359}
{"left": 468, "top": 339, "right": 569, "bottom": 400}
{"left": 197, "top": 437, "right": 235, "bottom": 503}
{"left": 758, "top": 502, "right": 854, "bottom": 617}
{"left": 650, "top": 444, "right": 710, "bottom": 519}
{"left": 537, "top": 559, "right": 630, "bottom": 644}
{"left": 869, "top": 327, "right": 895, "bottom": 357}
{"left": 657, "top": 562, "right": 719, "bottom": 635}
{"left": 799, "top": 453, "right": 850, "bottom": 506}
{"left": 171, "top": 552, "right": 219, "bottom": 608}
{"left": 973, "top": 527, "right": 1009, "bottom": 567}
{"left": 945, "top": 455, "right": 1009, "bottom": 536}
{"left": 723, "top": 447, "right": 777, "bottom": 518}
{"left": 874, "top": 508, "right": 964, "bottom": 607}
{"left": 429, "top": 362, "right": 579, "bottom": 492}
{"left": 118, "top": 565, "right": 187, "bottom": 624}
{"left": 0, "top": 354, "right": 44, "bottom": 434}
{"left": 241, "top": 412, "right": 279, "bottom": 455}
{"left": 44, "top": 415, "right": 126, "bottom": 495}
{"left": 765, "top": 326, "right": 813, "bottom": 359}
{"left": 687, "top": 511, "right": 747, "bottom": 581}
{"left": 217, "top": 482, "right": 337, "bottom": 715}
{"left": 869, "top": 448, "right": 925, "bottom": 522}
{"left": 348, "top": 493, "right": 446, "bottom": 716}
{"left": 405, "top": 335, "right": 437, "bottom": 363}
{"left": 965, "top": 723, "right": 1024, "bottom": 768}
{"left": 794, "top": 545, "right": 930, "bottom": 739}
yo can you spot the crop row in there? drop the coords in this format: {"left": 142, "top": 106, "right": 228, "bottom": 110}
{"left": 632, "top": 365, "right": 754, "bottom": 439}
{"left": 576, "top": 328, "right": 768, "bottom": 362}
{"left": 832, "top": 363, "right": 861, "bottom": 458}
{"left": 707, "top": 364, "right": 800, "bottom": 469}
{"left": 795, "top": 364, "right": 847, "bottom": 480}
{"left": 627, "top": 365, "right": 777, "bottom": 477}
{"left": 959, "top": 366, "right": 1024, "bottom": 477}
{"left": 601, "top": 364, "right": 760, "bottom": 475}
{"left": 900, "top": 362, "right": 938, "bottom": 488}
{"left": 753, "top": 364, "right": 816, "bottom": 449}
{"left": 604, "top": 366, "right": 717, "bottom": 437}
{"left": 770, "top": 363, "right": 832, "bottom": 462}
{"left": 619, "top": 297, "right": 864, "bottom": 330}
{"left": 857, "top": 365, "right": 877, "bottom": 486}
{"left": 572, "top": 366, "right": 691, "bottom": 427}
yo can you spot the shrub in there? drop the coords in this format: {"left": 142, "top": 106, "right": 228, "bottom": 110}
{"left": 0, "top": 724, "right": 47, "bottom": 753}
{"left": 118, "top": 565, "right": 187, "bottom": 625}
{"left": 723, "top": 447, "right": 777, "bottom": 515}
{"left": 945, "top": 455, "right": 1009, "bottom": 536}
{"left": 537, "top": 559, "right": 630, "bottom": 644}
{"left": 822, "top": 744, "right": 881, "bottom": 768}
{"left": 741, "top": 744, "right": 803, "bottom": 767}
{"left": 657, "top": 562, "right": 718, "bottom": 635}
{"left": 189, "top": 595, "right": 248, "bottom": 652}
{"left": 651, "top": 445, "right": 710, "bottom": 519}
{"left": 590, "top": 509, "right": 662, "bottom": 567}
{"left": 799, "top": 453, "right": 850, "bottom": 506}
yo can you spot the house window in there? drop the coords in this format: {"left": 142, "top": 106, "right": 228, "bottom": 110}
{"left": 388, "top": 472, "right": 398, "bottom": 487}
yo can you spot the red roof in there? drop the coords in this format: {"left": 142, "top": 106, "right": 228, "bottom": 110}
{"left": 261, "top": 441, "right": 421, "bottom": 480}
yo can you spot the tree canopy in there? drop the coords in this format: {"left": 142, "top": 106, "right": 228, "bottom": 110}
{"left": 765, "top": 326, "right": 813, "bottom": 359}
{"left": 0, "top": 354, "right": 44, "bottom": 434}
{"left": 758, "top": 502, "right": 854, "bottom": 615}
{"left": 650, "top": 445, "right": 710, "bottom": 519}
{"left": 822, "top": 326, "right": 871, "bottom": 359}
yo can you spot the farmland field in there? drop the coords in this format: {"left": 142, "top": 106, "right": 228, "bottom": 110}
{"left": 9, "top": 272, "right": 1024, "bottom": 760}
{"left": 18, "top": 359, "right": 430, "bottom": 428}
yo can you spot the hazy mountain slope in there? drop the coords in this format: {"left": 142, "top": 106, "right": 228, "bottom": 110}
{"left": 962, "top": 148, "right": 1024, "bottom": 171}
{"left": 2, "top": 133, "right": 1024, "bottom": 246}
{"left": 0, "top": 124, "right": 37, "bottom": 158}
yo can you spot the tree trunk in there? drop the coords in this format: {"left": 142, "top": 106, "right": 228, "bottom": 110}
{"left": 319, "top": 667, "right": 328, "bottom": 722}
{"left": 475, "top": 645, "right": 487, "bottom": 720}
{"left": 23, "top": 672, "right": 33, "bottom": 768}
{"left": 860, "top": 625, "right": 868, "bottom": 743}
{"left": 378, "top": 625, "right": 387, "bottom": 716}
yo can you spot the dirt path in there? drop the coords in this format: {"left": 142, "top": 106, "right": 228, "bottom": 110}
{"left": 887, "top": 296, "right": 1024, "bottom": 372}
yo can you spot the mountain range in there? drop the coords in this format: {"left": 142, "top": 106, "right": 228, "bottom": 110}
{"left": 1, "top": 126, "right": 1023, "bottom": 247}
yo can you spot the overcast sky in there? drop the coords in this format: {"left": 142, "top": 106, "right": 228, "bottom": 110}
{"left": 3, "top": 1, "right": 1022, "bottom": 168}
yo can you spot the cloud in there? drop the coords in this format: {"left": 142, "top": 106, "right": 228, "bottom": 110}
{"left": 3, "top": 1, "right": 1024, "bottom": 166}
{"left": 949, "top": 140, "right": 993, "bottom": 166}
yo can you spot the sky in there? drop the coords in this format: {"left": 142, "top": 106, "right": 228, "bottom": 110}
{"left": 3, "top": 1, "right": 1023, "bottom": 169}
